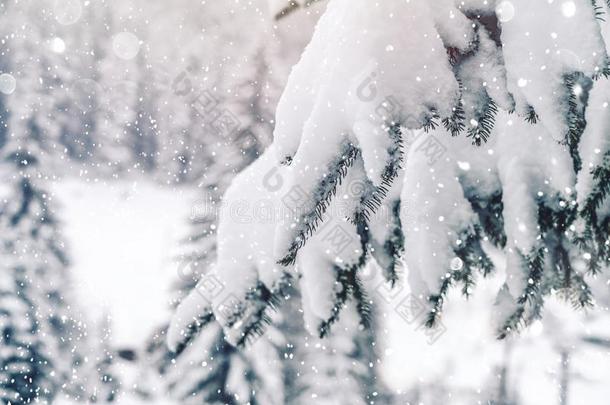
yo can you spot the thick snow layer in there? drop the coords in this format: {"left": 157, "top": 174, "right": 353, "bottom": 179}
{"left": 168, "top": 145, "right": 367, "bottom": 346}
{"left": 273, "top": 0, "right": 460, "bottom": 168}
{"left": 401, "top": 128, "right": 478, "bottom": 299}
{"left": 494, "top": 113, "right": 574, "bottom": 296}
{"left": 500, "top": 0, "right": 607, "bottom": 141}
{"left": 266, "top": 0, "right": 609, "bottom": 272}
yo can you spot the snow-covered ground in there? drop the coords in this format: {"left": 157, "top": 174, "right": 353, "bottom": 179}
{"left": 52, "top": 178, "right": 195, "bottom": 347}
{"left": 52, "top": 178, "right": 196, "bottom": 404}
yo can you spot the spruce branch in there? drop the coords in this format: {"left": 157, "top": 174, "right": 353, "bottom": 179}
{"left": 524, "top": 105, "right": 540, "bottom": 124}
{"left": 515, "top": 249, "right": 545, "bottom": 308}
{"left": 280, "top": 126, "right": 403, "bottom": 266}
{"left": 579, "top": 156, "right": 610, "bottom": 273}
{"left": 425, "top": 227, "right": 494, "bottom": 328}
{"left": 562, "top": 270, "right": 594, "bottom": 309}
{"left": 171, "top": 309, "right": 215, "bottom": 356}
{"left": 466, "top": 97, "right": 498, "bottom": 146}
{"left": 497, "top": 247, "right": 546, "bottom": 339}
{"left": 582, "top": 150, "right": 610, "bottom": 221}
{"left": 234, "top": 272, "right": 295, "bottom": 347}
{"left": 442, "top": 101, "right": 466, "bottom": 137}
{"left": 592, "top": 0, "right": 606, "bottom": 20}
{"left": 564, "top": 72, "right": 592, "bottom": 173}
{"left": 593, "top": 60, "right": 610, "bottom": 80}
{"left": 320, "top": 220, "right": 372, "bottom": 337}
{"left": 579, "top": 213, "right": 610, "bottom": 276}
{"left": 351, "top": 272, "right": 373, "bottom": 330}
{"left": 352, "top": 124, "right": 404, "bottom": 226}
{"left": 425, "top": 273, "right": 456, "bottom": 328}
{"left": 274, "top": 0, "right": 325, "bottom": 21}
{"left": 278, "top": 142, "right": 360, "bottom": 266}
{"left": 537, "top": 193, "right": 596, "bottom": 309}
{"left": 353, "top": 219, "right": 374, "bottom": 325}
{"left": 466, "top": 190, "right": 507, "bottom": 248}
{"left": 319, "top": 267, "right": 358, "bottom": 338}
{"left": 380, "top": 201, "right": 404, "bottom": 286}
{"left": 422, "top": 110, "right": 440, "bottom": 133}
{"left": 274, "top": 0, "right": 300, "bottom": 21}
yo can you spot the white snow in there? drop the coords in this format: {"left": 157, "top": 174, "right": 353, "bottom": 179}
{"left": 5, "top": 1, "right": 610, "bottom": 403}
{"left": 500, "top": 0, "right": 607, "bottom": 141}
{"left": 51, "top": 178, "right": 196, "bottom": 348}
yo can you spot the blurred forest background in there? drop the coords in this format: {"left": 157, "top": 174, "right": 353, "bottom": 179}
{"left": 1, "top": 0, "right": 610, "bottom": 404}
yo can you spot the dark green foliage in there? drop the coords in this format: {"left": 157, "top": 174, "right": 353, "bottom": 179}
{"left": 1, "top": 147, "right": 91, "bottom": 403}
{"left": 318, "top": 267, "right": 372, "bottom": 338}
{"left": 579, "top": 150, "right": 610, "bottom": 275}
{"left": 524, "top": 105, "right": 539, "bottom": 124}
{"left": 592, "top": 0, "right": 606, "bottom": 20}
{"left": 278, "top": 142, "right": 359, "bottom": 266}
{"left": 171, "top": 310, "right": 216, "bottom": 357}
{"left": 147, "top": 326, "right": 273, "bottom": 405}
{"left": 353, "top": 124, "right": 404, "bottom": 225}
{"left": 319, "top": 222, "right": 372, "bottom": 338}
{"left": 426, "top": 227, "right": 494, "bottom": 327}
{"left": 467, "top": 190, "right": 507, "bottom": 248}
{"left": 581, "top": 151, "right": 610, "bottom": 224}
{"left": 234, "top": 273, "right": 294, "bottom": 347}
{"left": 422, "top": 111, "right": 440, "bottom": 133}
{"left": 369, "top": 200, "right": 404, "bottom": 286}
{"left": 0, "top": 269, "right": 52, "bottom": 404}
{"left": 445, "top": 23, "right": 499, "bottom": 145}
{"left": 442, "top": 102, "right": 466, "bottom": 137}
{"left": 564, "top": 72, "right": 593, "bottom": 173}
{"left": 498, "top": 194, "right": 595, "bottom": 338}
{"left": 497, "top": 247, "right": 546, "bottom": 339}
{"left": 318, "top": 267, "right": 359, "bottom": 338}
{"left": 516, "top": 248, "right": 546, "bottom": 308}
{"left": 540, "top": 195, "right": 594, "bottom": 309}
{"left": 279, "top": 126, "right": 403, "bottom": 267}
{"left": 593, "top": 61, "right": 610, "bottom": 80}
{"left": 467, "top": 98, "right": 498, "bottom": 146}
{"left": 166, "top": 3, "right": 610, "bottom": 393}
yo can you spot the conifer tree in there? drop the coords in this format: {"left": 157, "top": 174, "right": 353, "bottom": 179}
{"left": 142, "top": 4, "right": 332, "bottom": 402}
{"left": 294, "top": 303, "right": 390, "bottom": 405}
{"left": 0, "top": 1, "right": 92, "bottom": 401}
{"left": 66, "top": 314, "right": 120, "bottom": 403}
{"left": 170, "top": 0, "right": 610, "bottom": 354}
{"left": 0, "top": 266, "right": 52, "bottom": 404}
{"left": 142, "top": 320, "right": 285, "bottom": 405}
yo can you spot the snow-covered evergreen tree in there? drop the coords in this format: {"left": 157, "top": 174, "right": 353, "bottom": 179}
{"left": 66, "top": 314, "right": 120, "bottom": 403}
{"left": 294, "top": 303, "right": 389, "bottom": 405}
{"left": 0, "top": 132, "right": 86, "bottom": 403}
{"left": 0, "top": 117, "right": 94, "bottom": 405}
{"left": 169, "top": 0, "right": 610, "bottom": 359}
{"left": 0, "top": 2, "right": 102, "bottom": 402}
{"left": 0, "top": 265, "right": 52, "bottom": 404}
{"left": 85, "top": 0, "right": 138, "bottom": 176}
{"left": 140, "top": 21, "right": 293, "bottom": 405}
{"left": 145, "top": 3, "right": 336, "bottom": 403}
{"left": 141, "top": 320, "right": 286, "bottom": 405}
